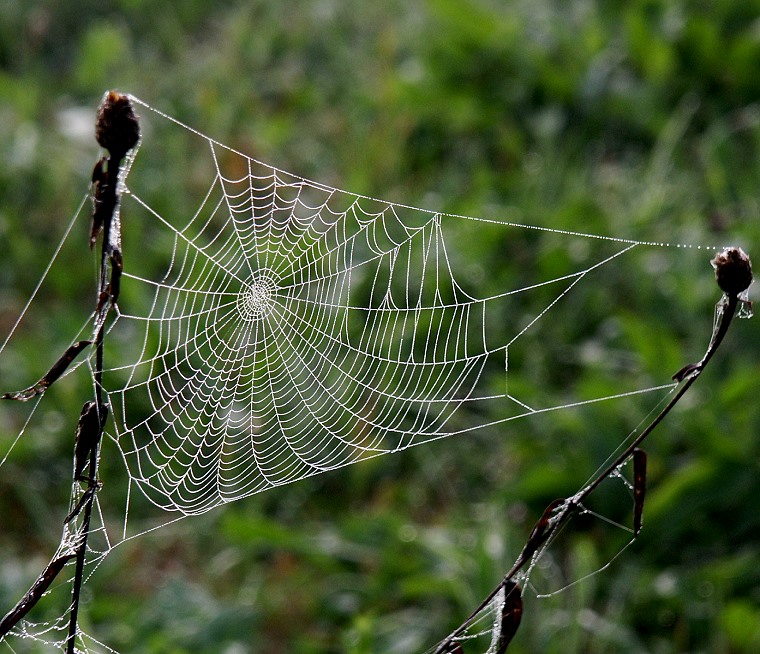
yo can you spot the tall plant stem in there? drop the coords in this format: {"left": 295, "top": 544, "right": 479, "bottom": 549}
{"left": 66, "top": 90, "right": 139, "bottom": 653}
{"left": 64, "top": 175, "right": 114, "bottom": 654}
{"left": 0, "top": 91, "right": 138, "bottom": 648}
{"left": 435, "top": 252, "right": 751, "bottom": 654}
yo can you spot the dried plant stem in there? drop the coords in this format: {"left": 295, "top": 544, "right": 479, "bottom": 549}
{"left": 64, "top": 241, "right": 110, "bottom": 653}
{"left": 435, "top": 280, "right": 747, "bottom": 654}
{"left": 0, "top": 552, "right": 77, "bottom": 636}
{"left": 66, "top": 125, "right": 132, "bottom": 654}
{"left": 0, "top": 93, "right": 134, "bottom": 645}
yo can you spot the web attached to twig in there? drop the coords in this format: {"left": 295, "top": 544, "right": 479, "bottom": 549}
{"left": 0, "top": 96, "right": 728, "bottom": 653}
{"left": 100, "top": 98, "right": 699, "bottom": 519}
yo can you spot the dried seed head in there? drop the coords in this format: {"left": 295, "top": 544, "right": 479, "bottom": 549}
{"left": 711, "top": 247, "right": 753, "bottom": 297}
{"left": 95, "top": 90, "right": 140, "bottom": 158}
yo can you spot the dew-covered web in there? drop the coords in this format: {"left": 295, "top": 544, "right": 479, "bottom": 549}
{"left": 102, "top": 98, "right": 697, "bottom": 520}
{"left": 0, "top": 95, "right": 731, "bottom": 653}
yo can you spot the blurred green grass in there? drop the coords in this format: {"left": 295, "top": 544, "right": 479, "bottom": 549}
{"left": 1, "top": 1, "right": 760, "bottom": 652}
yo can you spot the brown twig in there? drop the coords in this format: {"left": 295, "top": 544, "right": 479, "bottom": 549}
{"left": 65, "top": 90, "right": 139, "bottom": 654}
{"left": 0, "top": 91, "right": 139, "bottom": 646}
{"left": 1, "top": 340, "right": 92, "bottom": 401}
{"left": 434, "top": 247, "right": 752, "bottom": 653}
{"left": 0, "top": 551, "right": 78, "bottom": 636}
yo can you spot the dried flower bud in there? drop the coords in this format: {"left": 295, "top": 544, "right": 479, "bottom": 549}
{"left": 712, "top": 247, "right": 753, "bottom": 297}
{"left": 95, "top": 90, "right": 140, "bottom": 158}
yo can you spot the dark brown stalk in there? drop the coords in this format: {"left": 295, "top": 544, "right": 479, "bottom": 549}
{"left": 0, "top": 90, "right": 140, "bottom": 648}
{"left": 2, "top": 340, "right": 92, "bottom": 401}
{"left": 0, "top": 552, "right": 78, "bottom": 636}
{"left": 434, "top": 247, "right": 752, "bottom": 654}
{"left": 0, "top": 92, "right": 138, "bottom": 647}
{"left": 65, "top": 90, "right": 139, "bottom": 654}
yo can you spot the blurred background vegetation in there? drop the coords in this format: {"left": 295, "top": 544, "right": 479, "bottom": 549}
{"left": 1, "top": 0, "right": 760, "bottom": 652}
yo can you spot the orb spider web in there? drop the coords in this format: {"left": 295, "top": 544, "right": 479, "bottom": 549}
{"left": 101, "top": 97, "right": 682, "bottom": 518}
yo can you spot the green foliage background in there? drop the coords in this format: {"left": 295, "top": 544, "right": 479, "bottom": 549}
{"left": 1, "top": 1, "right": 760, "bottom": 652}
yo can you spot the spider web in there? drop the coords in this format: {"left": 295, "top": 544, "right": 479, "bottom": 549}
{"left": 0, "top": 95, "right": 728, "bottom": 653}
{"left": 101, "top": 97, "right": 685, "bottom": 518}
